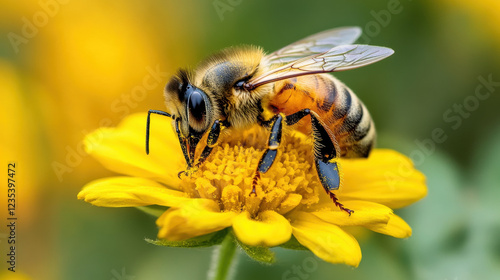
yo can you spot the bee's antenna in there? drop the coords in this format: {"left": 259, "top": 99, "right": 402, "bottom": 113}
{"left": 146, "top": 110, "right": 172, "bottom": 155}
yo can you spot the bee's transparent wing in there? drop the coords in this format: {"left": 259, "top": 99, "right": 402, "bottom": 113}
{"left": 264, "top": 26, "right": 362, "bottom": 65}
{"left": 246, "top": 44, "right": 394, "bottom": 90}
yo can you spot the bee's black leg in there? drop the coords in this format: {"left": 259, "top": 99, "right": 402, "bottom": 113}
{"left": 178, "top": 119, "right": 226, "bottom": 178}
{"left": 251, "top": 114, "right": 283, "bottom": 195}
{"left": 195, "top": 120, "right": 224, "bottom": 167}
{"left": 286, "top": 109, "right": 353, "bottom": 215}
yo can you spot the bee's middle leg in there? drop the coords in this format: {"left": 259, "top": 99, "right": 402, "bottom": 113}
{"left": 251, "top": 114, "right": 283, "bottom": 195}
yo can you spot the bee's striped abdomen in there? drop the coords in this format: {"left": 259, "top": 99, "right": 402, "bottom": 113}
{"left": 321, "top": 75, "right": 375, "bottom": 158}
{"left": 268, "top": 74, "right": 375, "bottom": 158}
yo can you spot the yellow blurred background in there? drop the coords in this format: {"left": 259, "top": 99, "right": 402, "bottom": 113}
{"left": 1, "top": 0, "right": 500, "bottom": 279}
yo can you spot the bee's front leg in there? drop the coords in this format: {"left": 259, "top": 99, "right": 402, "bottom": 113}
{"left": 177, "top": 167, "right": 197, "bottom": 179}
{"left": 178, "top": 120, "right": 226, "bottom": 179}
{"left": 195, "top": 120, "right": 224, "bottom": 167}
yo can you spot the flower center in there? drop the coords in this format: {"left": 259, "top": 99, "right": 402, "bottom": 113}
{"left": 180, "top": 126, "right": 322, "bottom": 217}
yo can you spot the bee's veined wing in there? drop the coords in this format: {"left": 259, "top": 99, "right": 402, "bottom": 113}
{"left": 246, "top": 44, "right": 394, "bottom": 90}
{"left": 264, "top": 26, "right": 362, "bottom": 65}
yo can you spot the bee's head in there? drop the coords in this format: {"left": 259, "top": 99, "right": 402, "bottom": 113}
{"left": 164, "top": 69, "right": 213, "bottom": 164}
{"left": 196, "top": 46, "right": 267, "bottom": 127}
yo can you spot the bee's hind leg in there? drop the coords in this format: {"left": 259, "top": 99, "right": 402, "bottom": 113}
{"left": 286, "top": 109, "right": 353, "bottom": 215}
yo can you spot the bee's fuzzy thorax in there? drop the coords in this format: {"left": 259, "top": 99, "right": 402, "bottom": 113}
{"left": 194, "top": 45, "right": 265, "bottom": 78}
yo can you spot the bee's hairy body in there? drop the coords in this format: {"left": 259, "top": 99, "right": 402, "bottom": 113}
{"left": 171, "top": 47, "right": 374, "bottom": 159}
{"left": 148, "top": 27, "right": 394, "bottom": 215}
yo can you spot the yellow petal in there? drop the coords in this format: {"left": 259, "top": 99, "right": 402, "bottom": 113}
{"left": 157, "top": 199, "right": 236, "bottom": 241}
{"left": 232, "top": 211, "right": 292, "bottom": 247}
{"left": 84, "top": 113, "right": 185, "bottom": 188}
{"left": 289, "top": 211, "right": 362, "bottom": 267}
{"left": 364, "top": 213, "right": 412, "bottom": 238}
{"left": 310, "top": 200, "right": 392, "bottom": 226}
{"left": 340, "top": 149, "right": 427, "bottom": 209}
{"left": 78, "top": 176, "right": 189, "bottom": 207}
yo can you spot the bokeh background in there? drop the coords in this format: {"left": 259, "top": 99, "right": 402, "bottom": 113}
{"left": 1, "top": 0, "right": 500, "bottom": 279}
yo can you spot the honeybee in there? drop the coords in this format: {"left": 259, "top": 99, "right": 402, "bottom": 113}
{"left": 146, "top": 27, "right": 394, "bottom": 215}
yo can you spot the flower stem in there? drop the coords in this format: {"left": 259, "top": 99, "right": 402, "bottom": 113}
{"left": 208, "top": 232, "right": 238, "bottom": 280}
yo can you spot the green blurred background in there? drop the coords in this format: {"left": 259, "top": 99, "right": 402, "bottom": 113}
{"left": 1, "top": 0, "right": 500, "bottom": 279}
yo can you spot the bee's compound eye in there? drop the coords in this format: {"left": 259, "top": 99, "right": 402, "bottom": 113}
{"left": 188, "top": 91, "right": 206, "bottom": 124}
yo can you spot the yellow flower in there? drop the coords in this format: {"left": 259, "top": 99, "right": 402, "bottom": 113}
{"left": 78, "top": 113, "right": 427, "bottom": 267}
